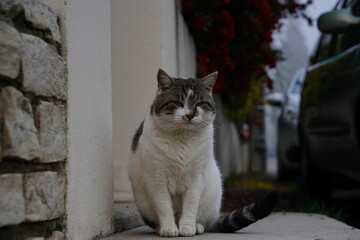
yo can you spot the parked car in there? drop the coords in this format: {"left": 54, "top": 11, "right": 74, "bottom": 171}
{"left": 299, "top": 0, "right": 360, "bottom": 193}
{"left": 266, "top": 68, "right": 305, "bottom": 180}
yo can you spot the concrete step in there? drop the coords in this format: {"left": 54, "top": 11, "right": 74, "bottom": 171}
{"left": 103, "top": 212, "right": 360, "bottom": 240}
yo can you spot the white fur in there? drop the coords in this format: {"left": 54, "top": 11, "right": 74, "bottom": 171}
{"left": 184, "top": 89, "right": 194, "bottom": 112}
{"left": 128, "top": 104, "right": 222, "bottom": 237}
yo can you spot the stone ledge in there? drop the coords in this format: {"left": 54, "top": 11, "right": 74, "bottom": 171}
{"left": 114, "top": 202, "right": 144, "bottom": 233}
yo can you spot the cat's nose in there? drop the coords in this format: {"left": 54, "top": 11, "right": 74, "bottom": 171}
{"left": 185, "top": 114, "right": 195, "bottom": 120}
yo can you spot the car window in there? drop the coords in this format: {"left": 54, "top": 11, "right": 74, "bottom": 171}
{"left": 311, "top": 0, "right": 360, "bottom": 65}
{"left": 333, "top": 0, "right": 360, "bottom": 54}
{"left": 341, "top": 0, "right": 351, "bottom": 8}
{"left": 312, "top": 34, "right": 332, "bottom": 64}
{"left": 334, "top": 0, "right": 344, "bottom": 9}
{"left": 310, "top": 0, "right": 343, "bottom": 64}
{"left": 352, "top": 0, "right": 360, "bottom": 16}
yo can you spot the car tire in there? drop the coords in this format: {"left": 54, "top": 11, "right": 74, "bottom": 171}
{"left": 300, "top": 145, "right": 313, "bottom": 191}
{"left": 300, "top": 144, "right": 331, "bottom": 198}
{"left": 277, "top": 146, "right": 301, "bottom": 182}
{"left": 277, "top": 158, "right": 289, "bottom": 182}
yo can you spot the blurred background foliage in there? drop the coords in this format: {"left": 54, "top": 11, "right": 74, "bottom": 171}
{"left": 181, "top": 0, "right": 313, "bottom": 125}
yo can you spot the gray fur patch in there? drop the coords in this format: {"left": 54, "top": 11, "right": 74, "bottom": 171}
{"left": 131, "top": 120, "right": 144, "bottom": 152}
{"left": 242, "top": 204, "right": 257, "bottom": 222}
{"left": 152, "top": 77, "right": 215, "bottom": 116}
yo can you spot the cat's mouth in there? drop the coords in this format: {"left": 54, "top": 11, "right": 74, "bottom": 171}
{"left": 180, "top": 120, "right": 197, "bottom": 127}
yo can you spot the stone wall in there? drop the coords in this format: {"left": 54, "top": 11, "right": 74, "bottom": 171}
{"left": 0, "top": 1, "right": 67, "bottom": 239}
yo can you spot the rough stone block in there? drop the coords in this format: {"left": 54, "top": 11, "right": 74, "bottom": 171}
{"left": 0, "top": 174, "right": 25, "bottom": 227}
{"left": 0, "top": 0, "right": 14, "bottom": 12}
{"left": 24, "top": 171, "right": 65, "bottom": 222}
{"left": 46, "top": 231, "right": 64, "bottom": 240}
{"left": 0, "top": 21, "right": 21, "bottom": 80}
{"left": 21, "top": 33, "right": 67, "bottom": 100}
{"left": 22, "top": 0, "right": 61, "bottom": 43}
{"left": 35, "top": 101, "right": 67, "bottom": 163}
{"left": 0, "top": 87, "right": 41, "bottom": 161}
{"left": 0, "top": 0, "right": 61, "bottom": 43}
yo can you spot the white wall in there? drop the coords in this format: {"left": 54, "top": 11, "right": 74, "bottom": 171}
{"left": 66, "top": 0, "right": 113, "bottom": 239}
{"left": 111, "top": 0, "right": 162, "bottom": 202}
{"left": 177, "top": 11, "right": 196, "bottom": 78}
{"left": 161, "top": 0, "right": 177, "bottom": 76}
{"left": 111, "top": 0, "right": 196, "bottom": 202}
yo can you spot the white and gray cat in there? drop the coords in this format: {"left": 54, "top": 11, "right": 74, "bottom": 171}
{"left": 128, "top": 69, "right": 279, "bottom": 237}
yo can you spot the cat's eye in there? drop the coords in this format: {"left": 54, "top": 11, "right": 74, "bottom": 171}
{"left": 196, "top": 102, "right": 206, "bottom": 107}
{"left": 169, "top": 101, "right": 183, "bottom": 107}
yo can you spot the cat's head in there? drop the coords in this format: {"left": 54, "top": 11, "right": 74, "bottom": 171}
{"left": 150, "top": 69, "right": 217, "bottom": 132}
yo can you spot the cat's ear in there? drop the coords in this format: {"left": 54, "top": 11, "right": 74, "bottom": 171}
{"left": 157, "top": 69, "right": 174, "bottom": 92}
{"left": 200, "top": 71, "right": 218, "bottom": 93}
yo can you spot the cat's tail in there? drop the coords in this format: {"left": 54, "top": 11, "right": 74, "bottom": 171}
{"left": 211, "top": 191, "right": 279, "bottom": 233}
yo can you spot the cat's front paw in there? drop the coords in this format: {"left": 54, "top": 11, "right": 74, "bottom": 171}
{"left": 179, "top": 224, "right": 196, "bottom": 237}
{"left": 196, "top": 223, "right": 204, "bottom": 235}
{"left": 158, "top": 225, "right": 179, "bottom": 237}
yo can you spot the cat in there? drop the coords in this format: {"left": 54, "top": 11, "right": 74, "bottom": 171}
{"left": 128, "top": 69, "right": 279, "bottom": 237}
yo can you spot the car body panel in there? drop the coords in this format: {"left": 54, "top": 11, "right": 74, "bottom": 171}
{"left": 302, "top": 45, "right": 360, "bottom": 172}
{"left": 299, "top": 0, "right": 360, "bottom": 183}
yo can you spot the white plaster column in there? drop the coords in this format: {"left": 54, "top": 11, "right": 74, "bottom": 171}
{"left": 66, "top": 0, "right": 113, "bottom": 239}
{"left": 111, "top": 0, "right": 162, "bottom": 202}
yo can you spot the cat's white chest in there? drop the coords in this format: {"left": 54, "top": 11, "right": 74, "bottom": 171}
{"left": 144, "top": 119, "right": 212, "bottom": 162}
{"left": 159, "top": 138, "right": 200, "bottom": 163}
{"left": 140, "top": 126, "right": 211, "bottom": 195}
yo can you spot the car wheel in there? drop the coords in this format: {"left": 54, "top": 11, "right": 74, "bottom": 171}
{"left": 300, "top": 144, "right": 331, "bottom": 198}
{"left": 277, "top": 157, "right": 289, "bottom": 182}
{"left": 300, "top": 145, "right": 313, "bottom": 191}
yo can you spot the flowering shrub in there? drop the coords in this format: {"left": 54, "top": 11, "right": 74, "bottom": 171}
{"left": 182, "top": 0, "right": 312, "bottom": 124}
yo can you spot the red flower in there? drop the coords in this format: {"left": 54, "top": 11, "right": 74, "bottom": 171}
{"left": 217, "top": 10, "right": 234, "bottom": 26}
{"left": 192, "top": 16, "right": 207, "bottom": 29}
{"left": 182, "top": 0, "right": 312, "bottom": 122}
{"left": 263, "top": 32, "right": 273, "bottom": 42}
{"left": 197, "top": 54, "right": 210, "bottom": 64}
{"left": 182, "top": 1, "right": 195, "bottom": 14}
{"left": 223, "top": 56, "right": 235, "bottom": 71}
{"left": 182, "top": 1, "right": 192, "bottom": 8}
{"left": 219, "top": 0, "right": 231, "bottom": 4}
{"left": 218, "top": 27, "right": 235, "bottom": 40}
{"left": 213, "top": 72, "right": 227, "bottom": 93}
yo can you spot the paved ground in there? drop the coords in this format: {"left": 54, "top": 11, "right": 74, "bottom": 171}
{"left": 222, "top": 174, "right": 360, "bottom": 228}
{"left": 104, "top": 212, "right": 360, "bottom": 240}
